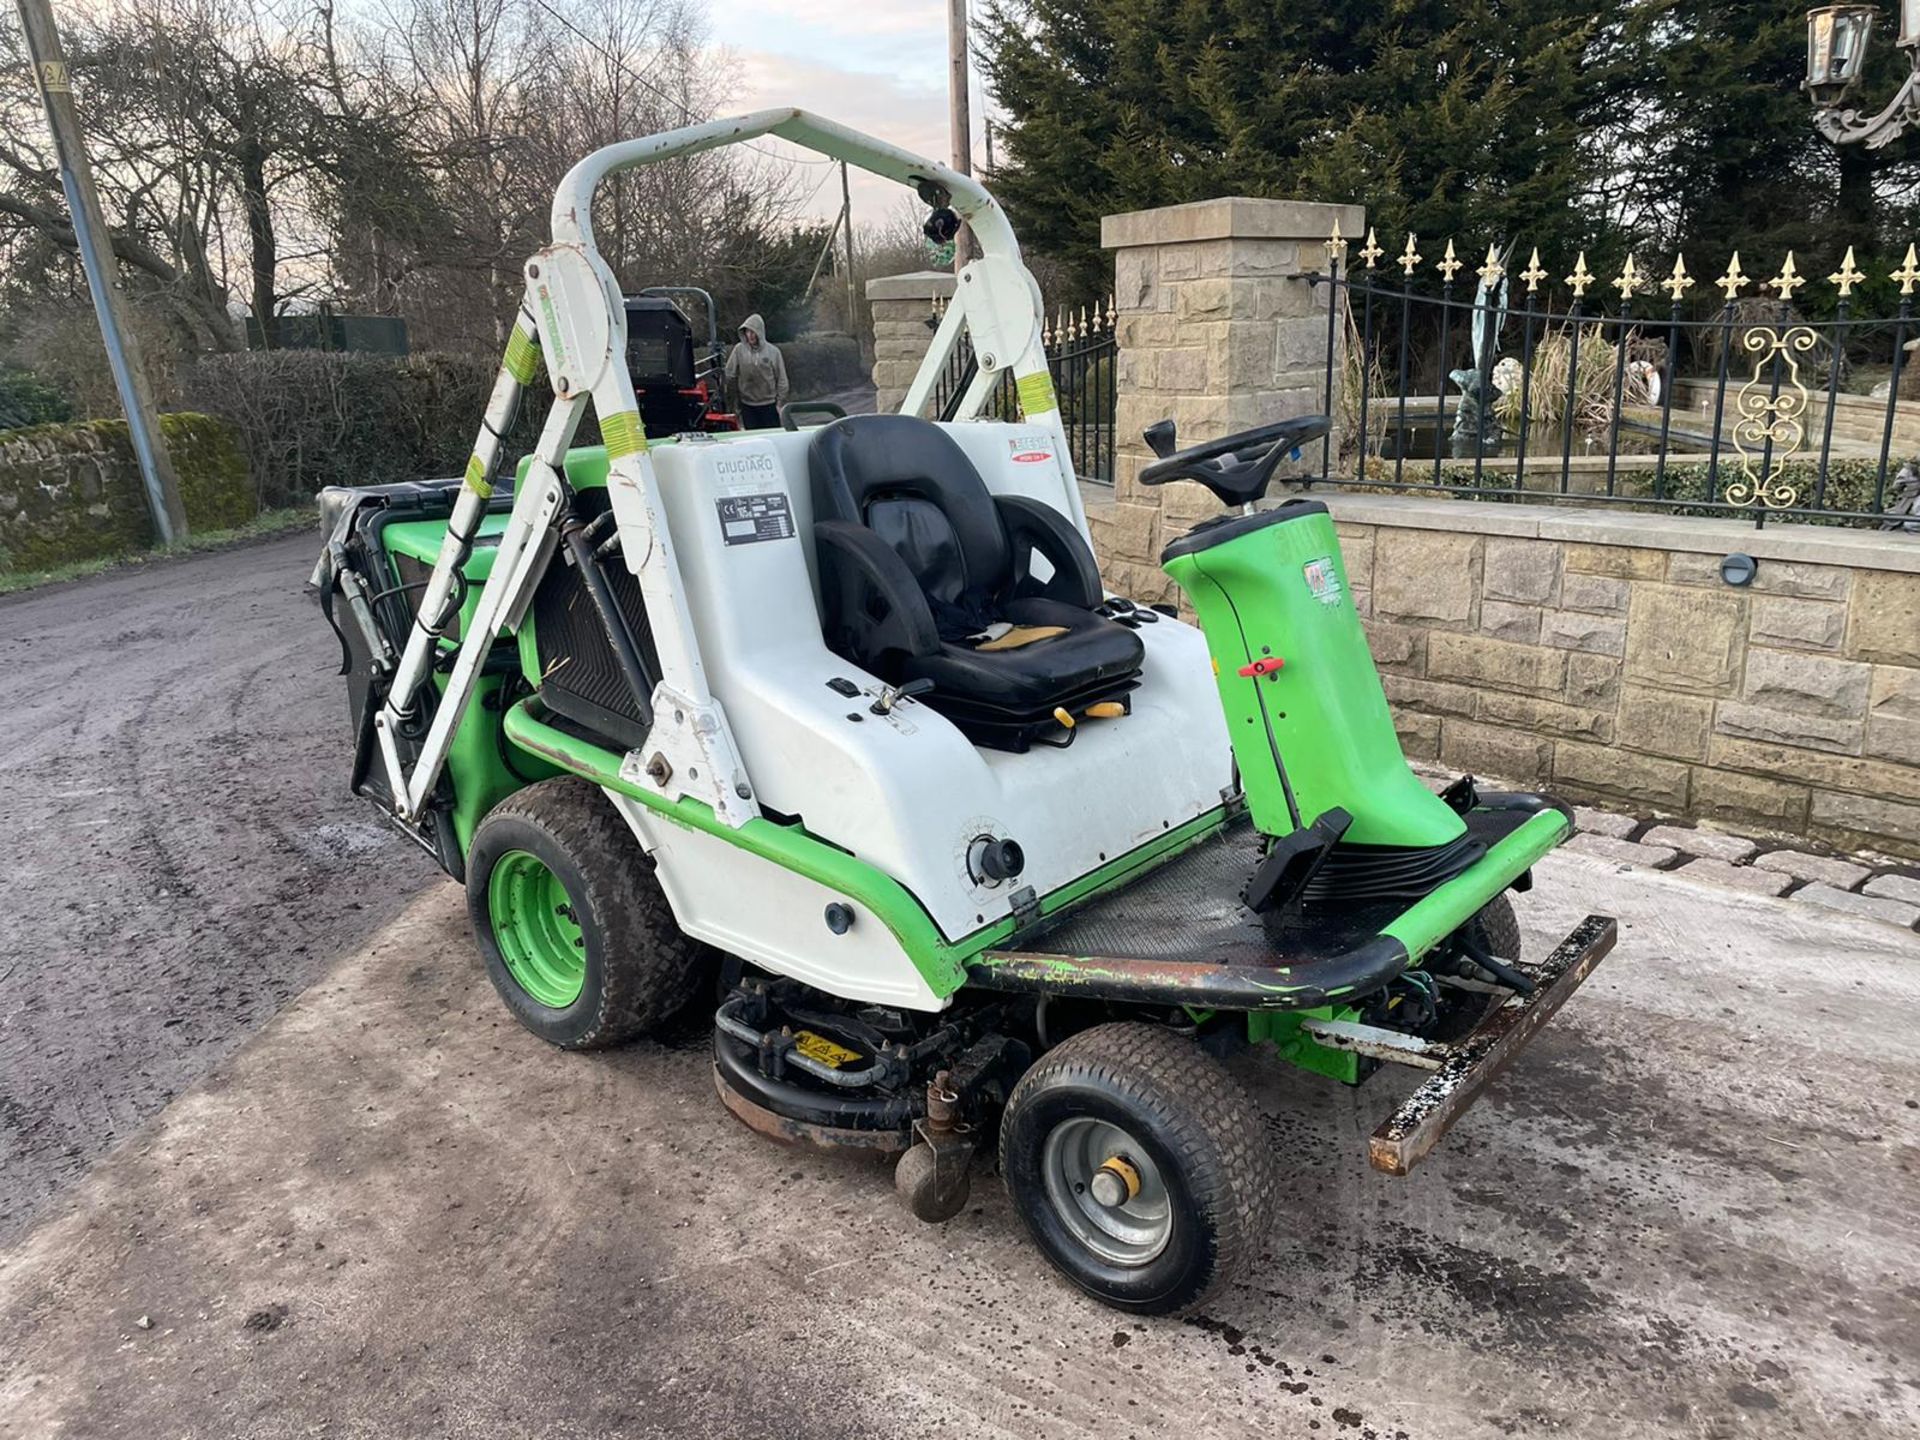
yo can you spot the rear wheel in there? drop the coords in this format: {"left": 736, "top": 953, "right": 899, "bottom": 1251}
{"left": 1000, "top": 1023, "right": 1274, "bottom": 1315}
{"left": 467, "top": 777, "right": 706, "bottom": 1049}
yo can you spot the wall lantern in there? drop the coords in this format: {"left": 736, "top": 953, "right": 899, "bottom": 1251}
{"left": 1807, "top": 2, "right": 1920, "bottom": 146}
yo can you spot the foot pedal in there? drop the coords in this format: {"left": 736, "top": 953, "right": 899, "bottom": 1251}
{"left": 1243, "top": 807, "right": 1351, "bottom": 914}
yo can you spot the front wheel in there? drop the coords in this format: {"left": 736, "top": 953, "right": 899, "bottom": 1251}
{"left": 999, "top": 1023, "right": 1275, "bottom": 1315}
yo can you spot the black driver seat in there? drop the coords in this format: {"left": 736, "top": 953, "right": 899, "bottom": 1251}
{"left": 808, "top": 414, "right": 1144, "bottom": 751}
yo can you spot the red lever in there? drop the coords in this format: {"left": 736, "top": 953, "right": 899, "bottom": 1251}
{"left": 1237, "top": 656, "right": 1285, "bottom": 678}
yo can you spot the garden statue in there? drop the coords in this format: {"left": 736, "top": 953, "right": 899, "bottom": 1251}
{"left": 1449, "top": 367, "right": 1498, "bottom": 458}
{"left": 1451, "top": 241, "right": 1514, "bottom": 458}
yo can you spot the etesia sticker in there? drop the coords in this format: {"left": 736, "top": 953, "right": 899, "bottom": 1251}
{"left": 1008, "top": 433, "right": 1054, "bottom": 464}
{"left": 1302, "top": 556, "right": 1344, "bottom": 605}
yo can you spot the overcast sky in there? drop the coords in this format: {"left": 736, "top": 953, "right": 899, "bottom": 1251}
{"left": 702, "top": 0, "right": 992, "bottom": 226}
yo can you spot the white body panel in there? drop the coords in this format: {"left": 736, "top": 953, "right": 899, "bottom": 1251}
{"left": 611, "top": 796, "right": 945, "bottom": 1011}
{"left": 638, "top": 425, "right": 1235, "bottom": 949}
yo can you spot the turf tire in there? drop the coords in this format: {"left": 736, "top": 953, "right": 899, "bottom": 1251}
{"left": 1470, "top": 891, "right": 1522, "bottom": 961}
{"left": 999, "top": 1022, "right": 1275, "bottom": 1316}
{"left": 467, "top": 777, "right": 705, "bottom": 1049}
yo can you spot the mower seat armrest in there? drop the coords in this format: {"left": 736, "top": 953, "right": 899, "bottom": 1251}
{"left": 813, "top": 519, "right": 942, "bottom": 662}
{"left": 993, "top": 494, "right": 1103, "bottom": 608}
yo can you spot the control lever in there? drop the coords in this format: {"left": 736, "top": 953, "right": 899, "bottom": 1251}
{"left": 872, "top": 677, "right": 935, "bottom": 715}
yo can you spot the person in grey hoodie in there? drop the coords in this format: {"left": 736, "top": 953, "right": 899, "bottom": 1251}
{"left": 725, "top": 313, "right": 789, "bottom": 430}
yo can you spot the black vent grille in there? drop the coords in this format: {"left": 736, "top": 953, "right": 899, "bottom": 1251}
{"left": 531, "top": 551, "right": 660, "bottom": 752}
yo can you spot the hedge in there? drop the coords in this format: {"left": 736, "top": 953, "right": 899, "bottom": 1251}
{"left": 178, "top": 350, "right": 571, "bottom": 510}
{"left": 0, "top": 368, "right": 73, "bottom": 431}
{"left": 0, "top": 413, "right": 253, "bottom": 571}
{"left": 179, "top": 339, "right": 887, "bottom": 508}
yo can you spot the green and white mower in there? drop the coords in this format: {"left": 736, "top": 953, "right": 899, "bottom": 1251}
{"left": 312, "top": 109, "right": 1615, "bottom": 1316}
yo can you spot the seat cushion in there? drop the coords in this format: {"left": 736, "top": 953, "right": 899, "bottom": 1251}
{"left": 903, "top": 597, "right": 1145, "bottom": 718}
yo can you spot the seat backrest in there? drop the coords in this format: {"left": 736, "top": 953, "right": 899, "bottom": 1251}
{"left": 809, "top": 414, "right": 1010, "bottom": 608}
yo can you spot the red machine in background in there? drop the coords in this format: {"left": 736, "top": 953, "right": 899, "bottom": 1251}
{"left": 623, "top": 286, "right": 740, "bottom": 436}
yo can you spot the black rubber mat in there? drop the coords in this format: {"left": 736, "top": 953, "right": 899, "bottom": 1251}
{"left": 1010, "top": 805, "right": 1534, "bottom": 967}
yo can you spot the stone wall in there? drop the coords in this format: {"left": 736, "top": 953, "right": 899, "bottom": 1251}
{"left": 0, "top": 413, "right": 253, "bottom": 571}
{"left": 1084, "top": 195, "right": 1920, "bottom": 859}
{"left": 1319, "top": 496, "right": 1919, "bottom": 858}
{"left": 866, "top": 270, "right": 954, "bottom": 414}
{"left": 1091, "top": 197, "right": 1362, "bottom": 605}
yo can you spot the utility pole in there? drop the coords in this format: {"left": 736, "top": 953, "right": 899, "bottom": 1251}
{"left": 15, "top": 0, "right": 187, "bottom": 543}
{"left": 947, "top": 0, "right": 972, "bottom": 274}
{"left": 839, "top": 162, "right": 858, "bottom": 341}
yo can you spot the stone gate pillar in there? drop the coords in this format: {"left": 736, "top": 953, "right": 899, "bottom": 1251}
{"left": 1091, "top": 198, "right": 1363, "bottom": 594}
{"left": 866, "top": 270, "right": 956, "bottom": 415}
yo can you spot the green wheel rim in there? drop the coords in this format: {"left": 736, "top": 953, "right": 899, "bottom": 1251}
{"left": 488, "top": 850, "right": 587, "bottom": 1008}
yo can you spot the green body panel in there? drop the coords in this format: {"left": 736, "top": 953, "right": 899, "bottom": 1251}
{"left": 1162, "top": 508, "right": 1464, "bottom": 848}
{"left": 378, "top": 516, "right": 563, "bottom": 858}
{"left": 383, "top": 511, "right": 510, "bottom": 571}
{"left": 501, "top": 699, "right": 1232, "bottom": 998}
{"left": 384, "top": 512, "right": 511, "bottom": 645}
{"left": 1247, "top": 1006, "right": 1363, "bottom": 1084}
{"left": 1382, "top": 807, "right": 1569, "bottom": 956}
{"left": 514, "top": 445, "right": 613, "bottom": 491}
{"left": 439, "top": 673, "right": 562, "bottom": 856}
{"left": 382, "top": 514, "right": 562, "bottom": 858}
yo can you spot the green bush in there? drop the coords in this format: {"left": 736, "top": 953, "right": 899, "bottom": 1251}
{"left": 0, "top": 367, "right": 73, "bottom": 431}
{"left": 0, "top": 413, "right": 253, "bottom": 571}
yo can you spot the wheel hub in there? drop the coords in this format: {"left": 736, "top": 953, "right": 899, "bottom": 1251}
{"left": 1089, "top": 1155, "right": 1142, "bottom": 1209}
{"left": 1041, "top": 1117, "right": 1171, "bottom": 1266}
{"left": 487, "top": 849, "right": 587, "bottom": 1008}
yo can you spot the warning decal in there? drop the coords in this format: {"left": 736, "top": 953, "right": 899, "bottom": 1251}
{"left": 1302, "top": 555, "right": 1344, "bottom": 605}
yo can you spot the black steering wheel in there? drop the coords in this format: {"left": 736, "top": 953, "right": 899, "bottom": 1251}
{"left": 1138, "top": 414, "right": 1331, "bottom": 509}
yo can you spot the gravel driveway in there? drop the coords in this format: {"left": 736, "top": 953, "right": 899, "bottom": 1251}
{"left": 0, "top": 534, "right": 436, "bottom": 1242}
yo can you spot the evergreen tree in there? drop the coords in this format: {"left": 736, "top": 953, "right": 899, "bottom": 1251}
{"left": 978, "top": 0, "right": 1629, "bottom": 298}
{"left": 977, "top": 0, "right": 1920, "bottom": 302}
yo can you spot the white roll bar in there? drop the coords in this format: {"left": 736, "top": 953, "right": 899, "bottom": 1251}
{"left": 375, "top": 111, "right": 1076, "bottom": 840}
{"left": 551, "top": 108, "right": 1022, "bottom": 264}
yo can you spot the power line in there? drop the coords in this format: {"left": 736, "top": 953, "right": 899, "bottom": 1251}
{"left": 526, "top": 0, "right": 835, "bottom": 169}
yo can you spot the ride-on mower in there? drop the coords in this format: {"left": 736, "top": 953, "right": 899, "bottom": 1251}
{"left": 312, "top": 110, "right": 1615, "bottom": 1315}
{"left": 623, "top": 285, "right": 739, "bottom": 437}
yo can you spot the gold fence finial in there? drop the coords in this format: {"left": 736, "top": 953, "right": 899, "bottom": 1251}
{"left": 1399, "top": 233, "right": 1422, "bottom": 276}
{"left": 1829, "top": 246, "right": 1865, "bottom": 298}
{"left": 1663, "top": 255, "right": 1694, "bottom": 303}
{"left": 1437, "top": 238, "right": 1462, "bottom": 283}
{"left": 1520, "top": 247, "right": 1547, "bottom": 293}
{"left": 1613, "top": 255, "right": 1642, "bottom": 302}
{"left": 1359, "top": 227, "right": 1383, "bottom": 269}
{"left": 1717, "top": 252, "right": 1748, "bottom": 301}
{"left": 1477, "top": 243, "right": 1504, "bottom": 287}
{"left": 1770, "top": 252, "right": 1805, "bottom": 302}
{"left": 1325, "top": 217, "right": 1348, "bottom": 265}
{"left": 1566, "top": 252, "right": 1594, "bottom": 300}
{"left": 1893, "top": 243, "right": 1920, "bottom": 296}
